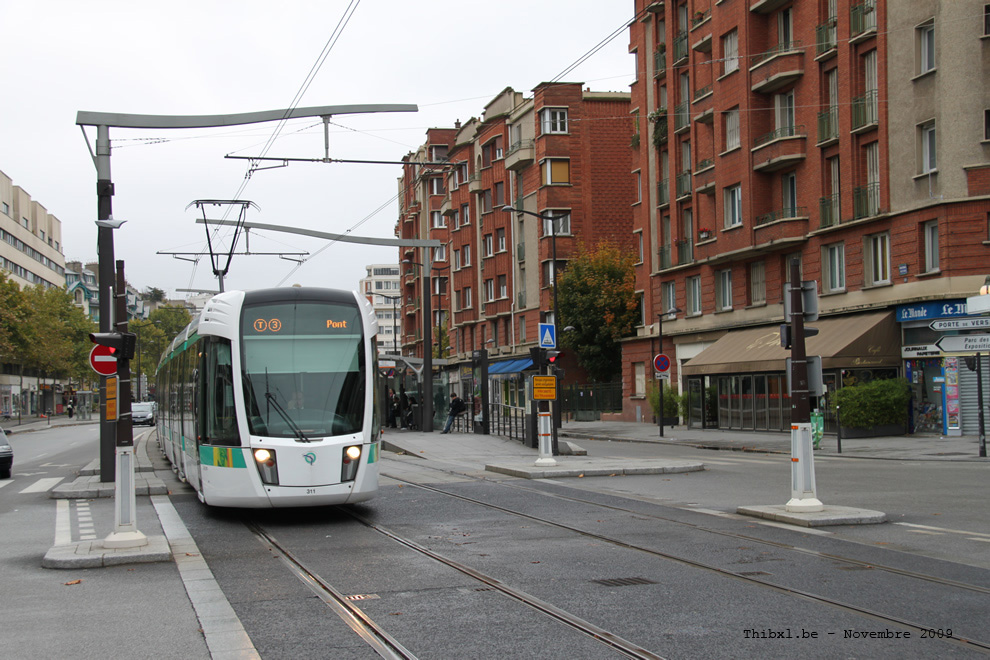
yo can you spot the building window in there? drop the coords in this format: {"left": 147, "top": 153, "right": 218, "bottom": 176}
{"left": 716, "top": 269, "right": 733, "bottom": 311}
{"left": 687, "top": 275, "right": 701, "bottom": 315}
{"left": 462, "top": 244, "right": 471, "bottom": 266}
{"left": 1, "top": 202, "right": 8, "bottom": 215}
{"left": 542, "top": 210, "right": 571, "bottom": 236}
{"left": 429, "top": 177, "right": 444, "bottom": 195}
{"left": 775, "top": 90, "right": 795, "bottom": 133}
{"left": 541, "top": 159, "right": 570, "bottom": 185}
{"left": 635, "top": 170, "right": 642, "bottom": 204}
{"left": 463, "top": 287, "right": 472, "bottom": 309}
{"left": 724, "top": 185, "right": 742, "bottom": 228}
{"left": 461, "top": 204, "right": 471, "bottom": 225}
{"left": 542, "top": 260, "right": 563, "bottom": 287}
{"left": 453, "top": 249, "right": 460, "bottom": 270}
{"left": 919, "top": 121, "right": 937, "bottom": 174}
{"left": 541, "top": 107, "right": 569, "bottom": 134}
{"left": 637, "top": 233, "right": 644, "bottom": 263}
{"left": 662, "top": 280, "right": 676, "bottom": 312}
{"left": 985, "top": 109, "right": 990, "bottom": 141}
{"left": 634, "top": 362, "right": 646, "bottom": 397}
{"left": 923, "top": 220, "right": 939, "bottom": 273}
{"left": 778, "top": 6, "right": 794, "bottom": 47}
{"left": 917, "top": 20, "right": 935, "bottom": 75}
{"left": 865, "top": 232, "right": 891, "bottom": 286}
{"left": 431, "top": 211, "right": 445, "bottom": 228}
{"left": 750, "top": 261, "right": 766, "bottom": 305}
{"left": 724, "top": 107, "right": 740, "bottom": 151}
{"left": 496, "top": 228, "right": 506, "bottom": 252}
{"left": 483, "top": 234, "right": 493, "bottom": 257}
{"left": 430, "top": 145, "right": 448, "bottom": 161}
{"left": 482, "top": 189, "right": 493, "bottom": 213}
{"left": 494, "top": 181, "right": 504, "bottom": 208}
{"left": 823, "top": 243, "right": 846, "bottom": 293}
{"left": 498, "top": 275, "right": 507, "bottom": 299}
{"left": 484, "top": 279, "right": 495, "bottom": 302}
{"left": 782, "top": 172, "right": 797, "bottom": 215}
{"left": 433, "top": 245, "right": 446, "bottom": 262}
{"left": 722, "top": 29, "right": 739, "bottom": 75}
{"left": 455, "top": 163, "right": 468, "bottom": 186}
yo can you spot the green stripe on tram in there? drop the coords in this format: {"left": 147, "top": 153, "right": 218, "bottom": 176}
{"left": 367, "top": 442, "right": 378, "bottom": 464}
{"left": 200, "top": 445, "right": 248, "bottom": 468}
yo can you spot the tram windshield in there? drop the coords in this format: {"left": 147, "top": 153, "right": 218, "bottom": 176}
{"left": 240, "top": 300, "right": 365, "bottom": 439}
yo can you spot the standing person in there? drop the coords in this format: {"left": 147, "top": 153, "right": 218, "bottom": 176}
{"left": 66, "top": 399, "right": 74, "bottom": 419}
{"left": 440, "top": 392, "right": 466, "bottom": 434}
{"left": 399, "top": 386, "right": 409, "bottom": 429}
{"left": 386, "top": 389, "right": 398, "bottom": 428}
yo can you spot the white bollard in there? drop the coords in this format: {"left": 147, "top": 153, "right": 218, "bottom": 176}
{"left": 535, "top": 410, "right": 557, "bottom": 467}
{"left": 104, "top": 447, "right": 148, "bottom": 548}
{"left": 785, "top": 422, "right": 823, "bottom": 512}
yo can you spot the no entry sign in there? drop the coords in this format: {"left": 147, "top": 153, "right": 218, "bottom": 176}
{"left": 89, "top": 344, "right": 118, "bottom": 376}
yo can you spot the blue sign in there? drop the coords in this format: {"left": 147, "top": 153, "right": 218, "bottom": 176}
{"left": 896, "top": 300, "right": 968, "bottom": 323}
{"left": 538, "top": 323, "right": 556, "bottom": 349}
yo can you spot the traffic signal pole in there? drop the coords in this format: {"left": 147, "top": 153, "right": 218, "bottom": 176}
{"left": 95, "top": 124, "right": 116, "bottom": 483}
{"left": 785, "top": 258, "right": 822, "bottom": 513}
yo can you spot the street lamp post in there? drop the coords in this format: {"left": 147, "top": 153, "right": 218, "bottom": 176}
{"left": 658, "top": 307, "right": 681, "bottom": 438}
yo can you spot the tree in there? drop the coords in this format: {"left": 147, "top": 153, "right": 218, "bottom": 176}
{"left": 20, "top": 285, "right": 95, "bottom": 398}
{"left": 0, "top": 272, "right": 27, "bottom": 363}
{"left": 144, "top": 286, "right": 166, "bottom": 303}
{"left": 555, "top": 241, "right": 639, "bottom": 382}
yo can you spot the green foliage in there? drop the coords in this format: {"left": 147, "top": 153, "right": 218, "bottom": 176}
{"left": 20, "top": 285, "right": 95, "bottom": 381}
{"left": 556, "top": 242, "right": 639, "bottom": 382}
{"left": 0, "top": 272, "right": 27, "bottom": 362}
{"left": 832, "top": 377, "right": 910, "bottom": 429}
{"left": 647, "top": 380, "right": 682, "bottom": 420}
{"left": 137, "top": 306, "right": 193, "bottom": 375}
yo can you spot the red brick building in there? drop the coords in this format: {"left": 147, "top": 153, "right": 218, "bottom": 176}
{"left": 398, "top": 83, "right": 633, "bottom": 426}
{"left": 620, "top": 0, "right": 990, "bottom": 435}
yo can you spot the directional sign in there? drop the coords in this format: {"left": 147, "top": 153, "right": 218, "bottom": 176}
{"left": 538, "top": 323, "right": 556, "bottom": 349}
{"left": 89, "top": 344, "right": 118, "bottom": 376}
{"left": 934, "top": 334, "right": 990, "bottom": 353}
{"left": 531, "top": 375, "right": 557, "bottom": 400}
{"left": 930, "top": 318, "right": 990, "bottom": 331}
{"left": 653, "top": 354, "right": 670, "bottom": 372}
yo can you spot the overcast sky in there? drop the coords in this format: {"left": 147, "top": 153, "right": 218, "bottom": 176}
{"left": 1, "top": 0, "right": 634, "bottom": 299}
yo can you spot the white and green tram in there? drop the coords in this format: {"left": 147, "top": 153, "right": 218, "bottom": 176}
{"left": 155, "top": 287, "right": 381, "bottom": 507}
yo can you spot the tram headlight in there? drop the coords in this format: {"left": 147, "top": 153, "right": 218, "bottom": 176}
{"left": 341, "top": 445, "right": 362, "bottom": 482}
{"left": 253, "top": 448, "right": 279, "bottom": 485}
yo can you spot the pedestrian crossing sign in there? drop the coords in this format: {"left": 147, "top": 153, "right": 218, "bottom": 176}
{"left": 539, "top": 323, "right": 556, "bottom": 349}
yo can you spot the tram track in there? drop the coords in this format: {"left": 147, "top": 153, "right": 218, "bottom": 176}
{"left": 379, "top": 467, "right": 990, "bottom": 654}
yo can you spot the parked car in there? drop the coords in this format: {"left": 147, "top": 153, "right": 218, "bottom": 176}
{"left": 0, "top": 427, "right": 12, "bottom": 479}
{"left": 131, "top": 402, "right": 156, "bottom": 426}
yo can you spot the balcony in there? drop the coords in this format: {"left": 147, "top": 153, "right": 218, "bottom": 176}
{"left": 751, "top": 125, "right": 807, "bottom": 172}
{"left": 504, "top": 139, "right": 534, "bottom": 171}
{"left": 851, "top": 0, "right": 877, "bottom": 42}
{"left": 653, "top": 49, "right": 667, "bottom": 78}
{"left": 853, "top": 182, "right": 881, "bottom": 219}
{"left": 676, "top": 171, "right": 693, "bottom": 199}
{"left": 819, "top": 194, "right": 841, "bottom": 229}
{"left": 750, "top": 41, "right": 804, "bottom": 93}
{"left": 645, "top": 0, "right": 664, "bottom": 13}
{"left": 851, "top": 90, "right": 879, "bottom": 132}
{"left": 658, "top": 244, "right": 672, "bottom": 270}
{"left": 672, "top": 31, "right": 689, "bottom": 64}
{"left": 468, "top": 172, "right": 483, "bottom": 194}
{"left": 677, "top": 239, "right": 695, "bottom": 265}
{"left": 693, "top": 85, "right": 714, "bottom": 123}
{"left": 657, "top": 179, "right": 670, "bottom": 207}
{"left": 694, "top": 160, "right": 715, "bottom": 195}
{"left": 815, "top": 20, "right": 838, "bottom": 58}
{"left": 750, "top": 0, "right": 790, "bottom": 13}
{"left": 755, "top": 206, "right": 808, "bottom": 226}
{"left": 440, "top": 194, "right": 453, "bottom": 216}
{"left": 817, "top": 108, "right": 839, "bottom": 146}
{"left": 674, "top": 101, "right": 690, "bottom": 134}
{"left": 651, "top": 110, "right": 668, "bottom": 148}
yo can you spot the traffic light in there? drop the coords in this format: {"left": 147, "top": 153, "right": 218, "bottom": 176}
{"left": 89, "top": 332, "right": 137, "bottom": 360}
{"left": 530, "top": 346, "right": 546, "bottom": 370}
{"left": 546, "top": 350, "right": 561, "bottom": 366}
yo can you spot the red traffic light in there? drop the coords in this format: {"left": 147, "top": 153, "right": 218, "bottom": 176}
{"left": 546, "top": 350, "right": 561, "bottom": 364}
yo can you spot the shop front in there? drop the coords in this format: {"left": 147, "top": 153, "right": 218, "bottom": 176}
{"left": 681, "top": 311, "right": 902, "bottom": 433}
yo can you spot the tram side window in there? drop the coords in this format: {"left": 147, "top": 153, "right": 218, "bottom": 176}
{"left": 203, "top": 338, "right": 238, "bottom": 446}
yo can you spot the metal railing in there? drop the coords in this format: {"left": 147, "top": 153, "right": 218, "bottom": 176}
{"left": 562, "top": 382, "right": 623, "bottom": 418}
{"left": 654, "top": 49, "right": 666, "bottom": 75}
{"left": 676, "top": 171, "right": 692, "bottom": 198}
{"left": 658, "top": 244, "right": 672, "bottom": 269}
{"left": 816, "top": 20, "right": 838, "bottom": 55}
{"left": 817, "top": 108, "right": 838, "bottom": 142}
{"left": 673, "top": 31, "right": 689, "bottom": 62}
{"left": 755, "top": 206, "right": 807, "bottom": 226}
{"left": 694, "top": 83, "right": 712, "bottom": 100}
{"left": 851, "top": 0, "right": 877, "bottom": 37}
{"left": 677, "top": 238, "right": 694, "bottom": 264}
{"left": 853, "top": 182, "right": 880, "bottom": 219}
{"left": 674, "top": 101, "right": 690, "bottom": 131}
{"left": 506, "top": 139, "right": 533, "bottom": 157}
{"left": 657, "top": 179, "right": 669, "bottom": 206}
{"left": 852, "top": 90, "right": 879, "bottom": 130}
{"left": 696, "top": 158, "right": 714, "bottom": 172}
{"left": 754, "top": 124, "right": 805, "bottom": 148}
{"left": 819, "top": 194, "right": 841, "bottom": 228}
{"left": 488, "top": 403, "right": 529, "bottom": 443}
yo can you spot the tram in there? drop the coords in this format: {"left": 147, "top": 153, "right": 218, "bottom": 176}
{"left": 155, "top": 287, "right": 381, "bottom": 507}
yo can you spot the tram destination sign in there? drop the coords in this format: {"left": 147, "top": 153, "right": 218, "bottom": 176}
{"left": 930, "top": 318, "right": 990, "bottom": 331}
{"left": 934, "top": 334, "right": 990, "bottom": 353}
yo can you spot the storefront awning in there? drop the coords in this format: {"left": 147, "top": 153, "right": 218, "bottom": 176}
{"left": 487, "top": 358, "right": 534, "bottom": 375}
{"left": 681, "top": 311, "right": 900, "bottom": 376}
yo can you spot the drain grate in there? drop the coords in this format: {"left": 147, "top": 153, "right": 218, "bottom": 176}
{"left": 592, "top": 577, "right": 658, "bottom": 587}
{"left": 344, "top": 594, "right": 380, "bottom": 601}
